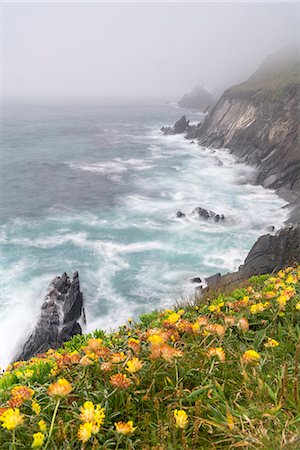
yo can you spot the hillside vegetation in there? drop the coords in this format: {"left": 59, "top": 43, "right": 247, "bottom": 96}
{"left": 0, "top": 266, "right": 299, "bottom": 449}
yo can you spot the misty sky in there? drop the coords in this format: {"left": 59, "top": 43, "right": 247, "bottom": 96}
{"left": 2, "top": 2, "right": 299, "bottom": 101}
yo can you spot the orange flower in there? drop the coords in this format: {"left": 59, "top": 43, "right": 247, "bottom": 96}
{"left": 111, "top": 352, "right": 127, "bottom": 363}
{"left": 11, "top": 385, "right": 34, "bottom": 400}
{"left": 84, "top": 338, "right": 103, "bottom": 353}
{"left": 47, "top": 378, "right": 72, "bottom": 397}
{"left": 100, "top": 362, "right": 112, "bottom": 372}
{"left": 9, "top": 386, "right": 34, "bottom": 407}
{"left": 238, "top": 317, "right": 249, "bottom": 333}
{"left": 224, "top": 316, "right": 235, "bottom": 327}
{"left": 110, "top": 374, "right": 132, "bottom": 389}
{"left": 205, "top": 323, "right": 226, "bottom": 337}
{"left": 128, "top": 338, "right": 140, "bottom": 353}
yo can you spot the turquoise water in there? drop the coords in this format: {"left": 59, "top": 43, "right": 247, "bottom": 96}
{"left": 0, "top": 102, "right": 288, "bottom": 366}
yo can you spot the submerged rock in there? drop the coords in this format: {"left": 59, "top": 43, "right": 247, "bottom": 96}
{"left": 161, "top": 115, "right": 190, "bottom": 135}
{"left": 176, "top": 211, "right": 186, "bottom": 218}
{"left": 204, "top": 224, "right": 300, "bottom": 292}
{"left": 13, "top": 272, "right": 84, "bottom": 362}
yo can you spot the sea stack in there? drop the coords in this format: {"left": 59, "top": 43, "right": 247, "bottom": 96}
{"left": 13, "top": 272, "right": 84, "bottom": 362}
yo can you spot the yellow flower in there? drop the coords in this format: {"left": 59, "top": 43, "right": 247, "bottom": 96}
{"left": 38, "top": 420, "right": 47, "bottom": 432}
{"left": 126, "top": 358, "right": 143, "bottom": 374}
{"left": 32, "top": 400, "right": 41, "bottom": 415}
{"left": 242, "top": 350, "right": 260, "bottom": 364}
{"left": 206, "top": 347, "right": 226, "bottom": 362}
{"left": 78, "top": 422, "right": 93, "bottom": 442}
{"left": 174, "top": 409, "right": 188, "bottom": 429}
{"left": 148, "top": 334, "right": 165, "bottom": 346}
{"left": 32, "top": 432, "right": 45, "bottom": 448}
{"left": 0, "top": 408, "right": 24, "bottom": 430}
{"left": 264, "top": 338, "right": 279, "bottom": 348}
{"left": 250, "top": 302, "right": 269, "bottom": 314}
{"left": 79, "top": 402, "right": 105, "bottom": 427}
{"left": 296, "top": 302, "right": 300, "bottom": 310}
{"left": 115, "top": 420, "right": 136, "bottom": 435}
{"left": 47, "top": 378, "right": 72, "bottom": 397}
{"left": 166, "top": 312, "right": 181, "bottom": 324}
{"left": 79, "top": 401, "right": 95, "bottom": 422}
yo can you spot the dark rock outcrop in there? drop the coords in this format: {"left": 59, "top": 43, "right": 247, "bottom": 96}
{"left": 161, "top": 115, "right": 190, "bottom": 135}
{"left": 204, "top": 224, "right": 300, "bottom": 293}
{"left": 192, "top": 207, "right": 225, "bottom": 222}
{"left": 175, "top": 211, "right": 186, "bottom": 218}
{"left": 178, "top": 85, "right": 214, "bottom": 111}
{"left": 13, "top": 272, "right": 84, "bottom": 362}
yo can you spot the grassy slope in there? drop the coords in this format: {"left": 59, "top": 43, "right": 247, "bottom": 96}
{"left": 0, "top": 266, "right": 300, "bottom": 449}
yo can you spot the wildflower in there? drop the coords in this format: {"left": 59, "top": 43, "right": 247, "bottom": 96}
{"left": 128, "top": 337, "right": 140, "bottom": 353}
{"left": 32, "top": 432, "right": 45, "bottom": 448}
{"left": 110, "top": 373, "right": 132, "bottom": 389}
{"left": 126, "top": 358, "right": 143, "bottom": 374}
{"left": 100, "top": 362, "right": 112, "bottom": 372}
{"left": 242, "top": 350, "right": 260, "bottom": 364}
{"left": 78, "top": 422, "right": 93, "bottom": 442}
{"left": 84, "top": 338, "right": 103, "bottom": 353}
{"left": 226, "top": 411, "right": 234, "bottom": 431}
{"left": 264, "top": 338, "right": 279, "bottom": 348}
{"left": 47, "top": 378, "right": 72, "bottom": 397}
{"left": 174, "top": 409, "right": 188, "bottom": 429}
{"left": 79, "top": 402, "right": 105, "bottom": 427}
{"left": 115, "top": 420, "right": 136, "bottom": 435}
{"left": 148, "top": 334, "right": 165, "bottom": 346}
{"left": 165, "top": 312, "right": 181, "bottom": 324}
{"left": 11, "top": 385, "right": 34, "bottom": 401}
{"left": 286, "top": 274, "right": 297, "bottom": 284}
{"left": 205, "top": 323, "right": 226, "bottom": 337}
{"left": 38, "top": 420, "right": 47, "bottom": 432}
{"left": 206, "top": 347, "right": 226, "bottom": 362}
{"left": 250, "top": 302, "right": 269, "bottom": 314}
{"left": 111, "top": 352, "right": 127, "bottom": 363}
{"left": 265, "top": 291, "right": 276, "bottom": 299}
{"left": 80, "top": 354, "right": 96, "bottom": 366}
{"left": 237, "top": 317, "right": 249, "bottom": 333}
{"left": 296, "top": 302, "right": 300, "bottom": 310}
{"left": 32, "top": 400, "right": 41, "bottom": 415}
{"left": 0, "top": 408, "right": 24, "bottom": 430}
{"left": 224, "top": 316, "right": 235, "bottom": 327}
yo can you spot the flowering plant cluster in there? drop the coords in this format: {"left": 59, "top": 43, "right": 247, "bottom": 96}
{"left": 0, "top": 266, "right": 299, "bottom": 448}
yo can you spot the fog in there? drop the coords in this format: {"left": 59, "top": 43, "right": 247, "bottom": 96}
{"left": 2, "top": 2, "right": 299, "bottom": 101}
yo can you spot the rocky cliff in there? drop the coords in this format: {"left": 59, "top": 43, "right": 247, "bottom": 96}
{"left": 204, "top": 224, "right": 300, "bottom": 293}
{"left": 186, "top": 46, "right": 300, "bottom": 221}
{"left": 13, "top": 272, "right": 84, "bottom": 362}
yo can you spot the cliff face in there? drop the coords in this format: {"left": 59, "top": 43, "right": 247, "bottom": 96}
{"left": 187, "top": 47, "right": 300, "bottom": 216}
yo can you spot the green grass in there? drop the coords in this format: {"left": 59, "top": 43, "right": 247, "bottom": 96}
{"left": 0, "top": 266, "right": 299, "bottom": 449}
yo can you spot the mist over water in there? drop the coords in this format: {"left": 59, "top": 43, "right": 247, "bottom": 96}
{"left": 0, "top": 103, "right": 288, "bottom": 367}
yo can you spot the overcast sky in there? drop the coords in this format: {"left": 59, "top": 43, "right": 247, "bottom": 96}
{"left": 2, "top": 2, "right": 299, "bottom": 101}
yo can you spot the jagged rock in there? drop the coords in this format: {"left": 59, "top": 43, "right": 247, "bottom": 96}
{"left": 190, "top": 277, "right": 202, "bottom": 283}
{"left": 192, "top": 207, "right": 225, "bottom": 222}
{"left": 204, "top": 224, "right": 300, "bottom": 292}
{"left": 161, "top": 115, "right": 190, "bottom": 135}
{"left": 13, "top": 272, "right": 84, "bottom": 362}
{"left": 176, "top": 211, "right": 186, "bottom": 218}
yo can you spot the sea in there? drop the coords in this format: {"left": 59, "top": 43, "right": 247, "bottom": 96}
{"left": 0, "top": 101, "right": 288, "bottom": 367}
